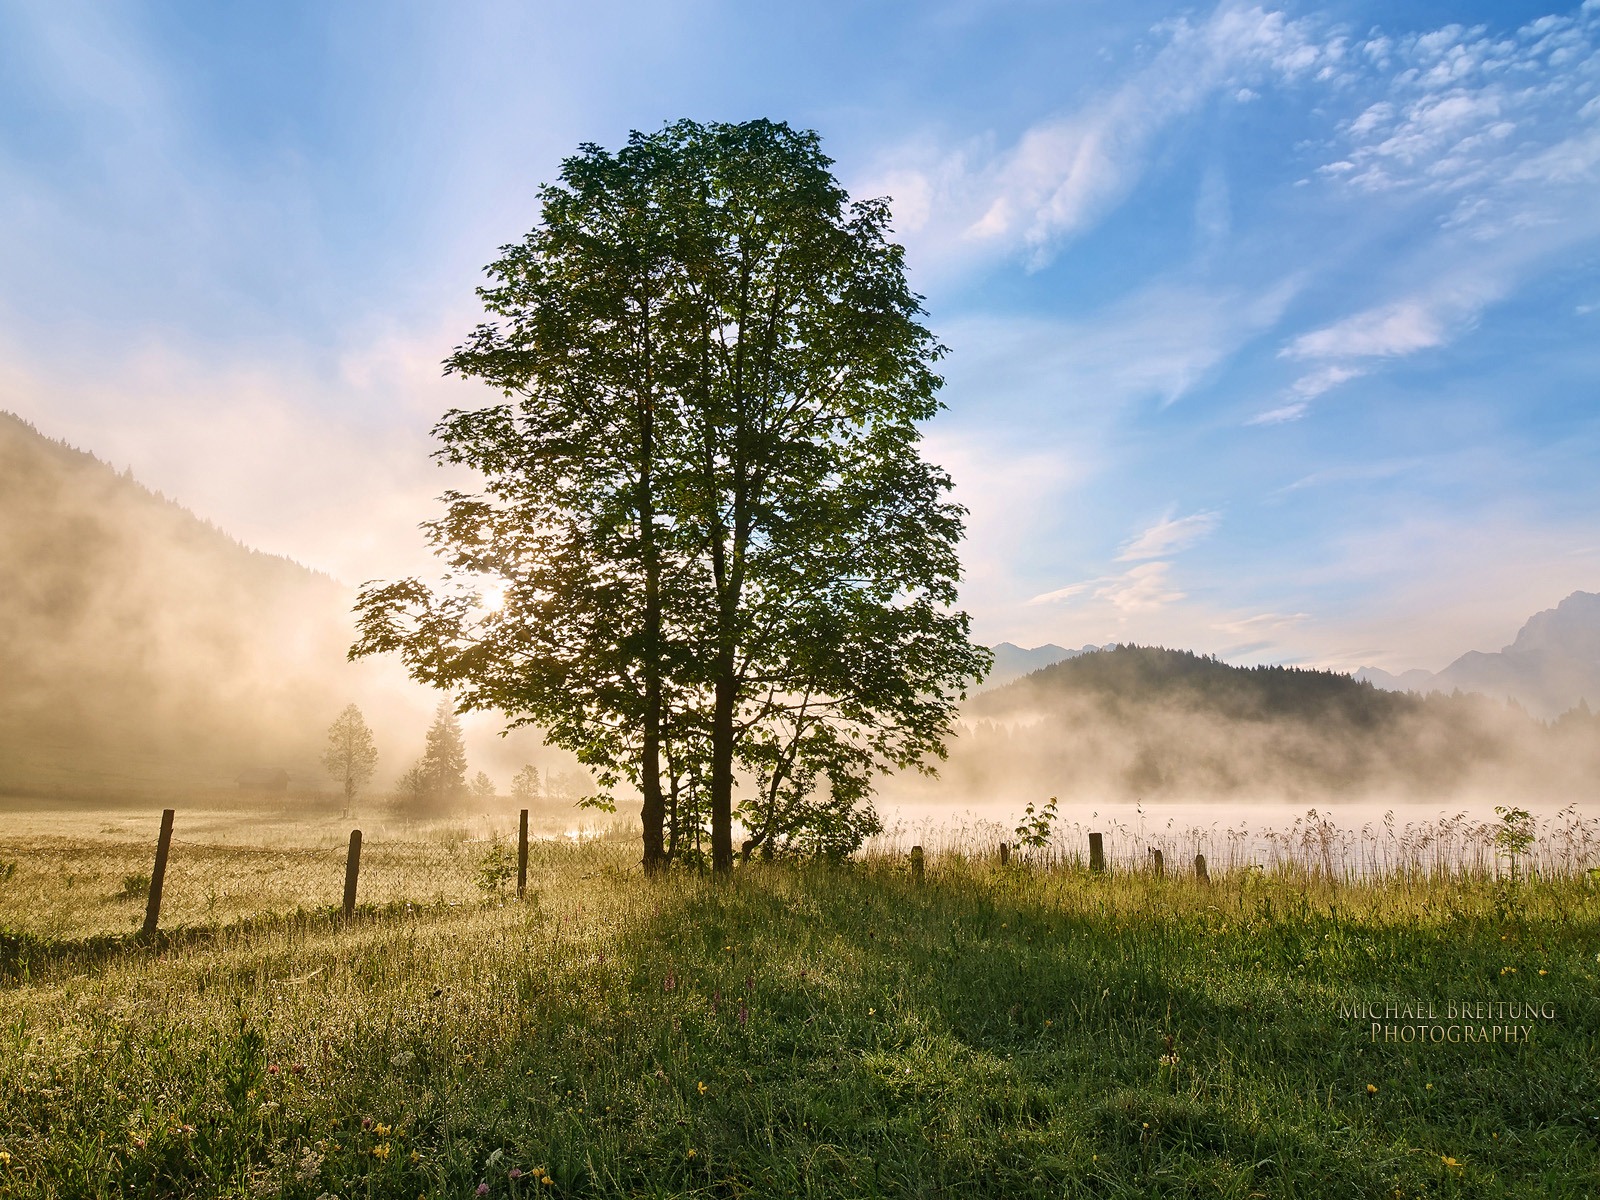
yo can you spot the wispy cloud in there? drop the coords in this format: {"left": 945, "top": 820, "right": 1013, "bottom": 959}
{"left": 1027, "top": 561, "right": 1187, "bottom": 612}
{"left": 1118, "top": 511, "right": 1221, "bottom": 561}
{"left": 1213, "top": 611, "right": 1311, "bottom": 634}
{"left": 865, "top": 3, "right": 1348, "bottom": 273}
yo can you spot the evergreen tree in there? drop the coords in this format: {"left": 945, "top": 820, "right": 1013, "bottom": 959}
{"left": 420, "top": 699, "right": 468, "bottom": 808}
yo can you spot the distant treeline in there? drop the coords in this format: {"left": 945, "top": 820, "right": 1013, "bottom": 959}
{"left": 939, "top": 645, "right": 1599, "bottom": 801}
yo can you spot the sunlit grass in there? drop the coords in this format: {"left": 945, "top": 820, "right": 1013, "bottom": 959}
{"left": 1, "top": 809, "right": 1597, "bottom": 1197}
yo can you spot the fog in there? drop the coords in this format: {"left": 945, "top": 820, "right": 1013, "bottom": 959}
{"left": 0, "top": 412, "right": 578, "bottom": 806}
{"left": 870, "top": 651, "right": 1600, "bottom": 870}
{"left": 4, "top": 412, "right": 1595, "bottom": 859}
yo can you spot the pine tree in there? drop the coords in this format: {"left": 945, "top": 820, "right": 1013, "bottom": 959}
{"left": 420, "top": 699, "right": 468, "bottom": 808}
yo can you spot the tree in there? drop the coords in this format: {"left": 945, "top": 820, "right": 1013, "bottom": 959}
{"left": 322, "top": 703, "right": 378, "bottom": 816}
{"left": 510, "top": 764, "right": 542, "bottom": 805}
{"left": 352, "top": 118, "right": 989, "bottom": 872}
{"left": 420, "top": 699, "right": 469, "bottom": 809}
{"left": 470, "top": 770, "right": 498, "bottom": 805}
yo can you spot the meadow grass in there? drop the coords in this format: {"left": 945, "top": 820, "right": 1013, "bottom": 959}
{"left": 0, "top": 811, "right": 1596, "bottom": 1198}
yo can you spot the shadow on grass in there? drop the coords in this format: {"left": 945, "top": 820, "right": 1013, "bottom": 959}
{"left": 0, "top": 899, "right": 459, "bottom": 985}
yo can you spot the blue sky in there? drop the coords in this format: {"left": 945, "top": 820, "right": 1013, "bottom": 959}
{"left": 2, "top": 0, "right": 1597, "bottom": 674}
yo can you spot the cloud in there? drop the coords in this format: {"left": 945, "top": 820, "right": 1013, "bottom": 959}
{"left": 1286, "top": 302, "right": 1448, "bottom": 359}
{"left": 1246, "top": 401, "right": 1309, "bottom": 426}
{"left": 1028, "top": 561, "right": 1186, "bottom": 612}
{"left": 1214, "top": 612, "right": 1311, "bottom": 634}
{"left": 1098, "top": 561, "right": 1187, "bottom": 611}
{"left": 1118, "top": 511, "right": 1220, "bottom": 561}
{"left": 862, "top": 3, "right": 1347, "bottom": 273}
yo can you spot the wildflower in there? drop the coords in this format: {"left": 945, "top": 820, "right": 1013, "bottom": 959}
{"left": 1441, "top": 1155, "right": 1461, "bottom": 1169}
{"left": 362, "top": 1116, "right": 375, "bottom": 1130}
{"left": 477, "top": 1185, "right": 490, "bottom": 1197}
{"left": 374, "top": 1144, "right": 391, "bottom": 1160}
{"left": 0, "top": 1151, "right": 9, "bottom": 1166}
{"left": 697, "top": 1081, "right": 707, "bottom": 1095}
{"left": 686, "top": 1148, "right": 697, "bottom": 1159}
{"left": 542, "top": 1178, "right": 554, "bottom": 1187}
{"left": 410, "top": 1150, "right": 422, "bottom": 1164}
{"left": 1045, "top": 1019, "right": 1052, "bottom": 1027}
{"left": 267, "top": 1063, "right": 280, "bottom": 1075}
{"left": 867, "top": 1008, "right": 876, "bottom": 1016}
{"left": 1500, "top": 966, "right": 1516, "bottom": 976}
{"left": 1425, "top": 1083, "right": 1433, "bottom": 1090}
{"left": 376, "top": 1124, "right": 392, "bottom": 1137}
{"left": 509, "top": 1168, "right": 523, "bottom": 1180}
{"left": 1367, "top": 1084, "right": 1378, "bottom": 1095}
{"left": 1538, "top": 969, "right": 1548, "bottom": 976}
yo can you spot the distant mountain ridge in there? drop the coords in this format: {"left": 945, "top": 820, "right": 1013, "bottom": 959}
{"left": 1356, "top": 591, "right": 1600, "bottom": 717}
{"left": 983, "top": 641, "right": 1117, "bottom": 689}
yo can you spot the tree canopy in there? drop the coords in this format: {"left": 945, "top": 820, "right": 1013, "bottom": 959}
{"left": 352, "top": 118, "right": 988, "bottom": 871}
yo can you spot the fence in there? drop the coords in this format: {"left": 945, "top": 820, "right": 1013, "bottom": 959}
{"left": 136, "top": 808, "right": 542, "bottom": 937}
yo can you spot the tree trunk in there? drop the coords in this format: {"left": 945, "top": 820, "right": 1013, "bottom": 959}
{"left": 638, "top": 296, "right": 667, "bottom": 874}
{"left": 710, "top": 667, "right": 736, "bottom": 873}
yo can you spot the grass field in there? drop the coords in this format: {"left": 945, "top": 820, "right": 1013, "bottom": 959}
{"left": 1, "top": 805, "right": 1597, "bottom": 1199}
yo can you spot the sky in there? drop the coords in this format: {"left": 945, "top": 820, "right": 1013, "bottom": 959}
{"left": 2, "top": 0, "right": 1597, "bottom": 675}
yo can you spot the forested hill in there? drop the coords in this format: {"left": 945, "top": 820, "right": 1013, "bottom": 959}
{"left": 927, "top": 644, "right": 1599, "bottom": 804}
{"left": 977, "top": 645, "right": 1419, "bottom": 726}
{"left": 0, "top": 412, "right": 353, "bottom": 798}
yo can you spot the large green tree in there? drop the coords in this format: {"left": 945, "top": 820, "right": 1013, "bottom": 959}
{"left": 352, "top": 118, "right": 988, "bottom": 872}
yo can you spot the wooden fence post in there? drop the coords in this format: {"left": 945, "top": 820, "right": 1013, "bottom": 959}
{"left": 910, "top": 845, "right": 924, "bottom": 883}
{"left": 343, "top": 830, "right": 362, "bottom": 919}
{"left": 998, "top": 842, "right": 1010, "bottom": 866}
{"left": 1194, "top": 853, "right": 1209, "bottom": 884}
{"left": 141, "top": 808, "right": 175, "bottom": 938}
{"left": 517, "top": 809, "right": 530, "bottom": 900}
{"left": 1149, "top": 848, "right": 1165, "bottom": 878}
{"left": 1088, "top": 832, "right": 1105, "bottom": 873}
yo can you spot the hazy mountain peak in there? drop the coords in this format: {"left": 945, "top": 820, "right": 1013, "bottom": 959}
{"left": 1358, "top": 589, "right": 1599, "bottom": 718}
{"left": 1505, "top": 591, "right": 1600, "bottom": 658}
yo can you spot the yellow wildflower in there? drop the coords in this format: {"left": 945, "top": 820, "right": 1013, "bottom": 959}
{"left": 1366, "top": 1084, "right": 1378, "bottom": 1095}
{"left": 373, "top": 1144, "right": 391, "bottom": 1160}
{"left": 697, "top": 1081, "right": 707, "bottom": 1094}
{"left": 1441, "top": 1155, "right": 1461, "bottom": 1170}
{"left": 376, "top": 1124, "right": 391, "bottom": 1137}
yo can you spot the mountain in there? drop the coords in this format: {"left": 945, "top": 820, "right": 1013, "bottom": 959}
{"left": 984, "top": 643, "right": 1073, "bottom": 689}
{"left": 1357, "top": 591, "right": 1600, "bottom": 718}
{"left": 0, "top": 412, "right": 361, "bottom": 798}
{"left": 982, "top": 642, "right": 1119, "bottom": 689}
{"left": 923, "top": 644, "right": 1600, "bottom": 803}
